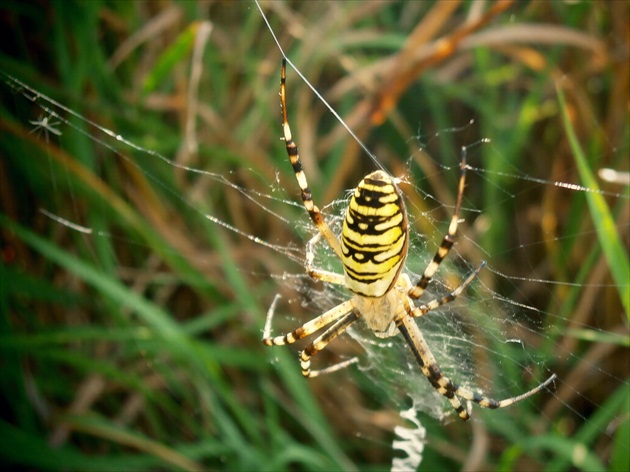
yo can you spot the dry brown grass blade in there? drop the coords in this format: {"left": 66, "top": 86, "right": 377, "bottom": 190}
{"left": 369, "top": 0, "right": 514, "bottom": 125}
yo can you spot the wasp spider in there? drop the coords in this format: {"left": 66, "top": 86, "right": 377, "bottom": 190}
{"left": 263, "top": 60, "right": 556, "bottom": 421}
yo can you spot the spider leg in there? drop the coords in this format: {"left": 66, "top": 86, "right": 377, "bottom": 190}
{"left": 306, "top": 232, "right": 346, "bottom": 285}
{"left": 409, "top": 155, "right": 468, "bottom": 300}
{"left": 397, "top": 316, "right": 471, "bottom": 420}
{"left": 262, "top": 299, "right": 353, "bottom": 346}
{"left": 398, "top": 315, "right": 556, "bottom": 421}
{"left": 409, "top": 262, "right": 486, "bottom": 319}
{"left": 307, "top": 268, "right": 347, "bottom": 285}
{"left": 452, "top": 373, "right": 557, "bottom": 410}
{"left": 281, "top": 59, "right": 343, "bottom": 259}
{"left": 300, "top": 309, "right": 360, "bottom": 377}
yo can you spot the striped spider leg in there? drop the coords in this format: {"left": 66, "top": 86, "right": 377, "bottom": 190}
{"left": 263, "top": 59, "right": 556, "bottom": 420}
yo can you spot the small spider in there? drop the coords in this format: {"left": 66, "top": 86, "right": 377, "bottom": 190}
{"left": 29, "top": 113, "right": 62, "bottom": 138}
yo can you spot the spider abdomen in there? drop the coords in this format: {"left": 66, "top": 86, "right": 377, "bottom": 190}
{"left": 341, "top": 171, "right": 409, "bottom": 297}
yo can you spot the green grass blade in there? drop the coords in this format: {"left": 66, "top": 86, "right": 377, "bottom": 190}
{"left": 556, "top": 84, "right": 630, "bottom": 316}
{"left": 0, "top": 214, "right": 185, "bottom": 344}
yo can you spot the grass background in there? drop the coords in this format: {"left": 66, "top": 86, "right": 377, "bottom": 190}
{"left": 1, "top": 1, "right": 628, "bottom": 471}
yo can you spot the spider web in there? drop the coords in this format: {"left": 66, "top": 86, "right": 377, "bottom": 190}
{"left": 1, "top": 2, "right": 628, "bottom": 471}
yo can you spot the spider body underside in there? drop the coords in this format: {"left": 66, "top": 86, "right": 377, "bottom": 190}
{"left": 263, "top": 59, "right": 556, "bottom": 421}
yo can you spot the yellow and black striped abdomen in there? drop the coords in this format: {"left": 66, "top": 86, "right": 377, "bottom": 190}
{"left": 341, "top": 170, "right": 408, "bottom": 297}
